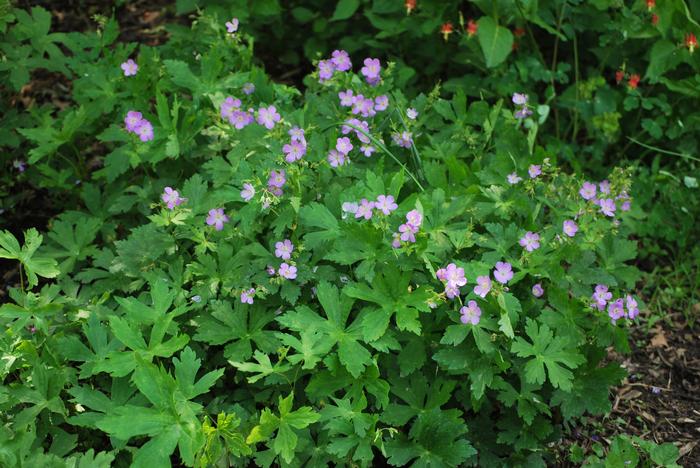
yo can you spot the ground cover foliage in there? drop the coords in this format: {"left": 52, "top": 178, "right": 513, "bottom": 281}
{"left": 0, "top": 1, "right": 698, "bottom": 467}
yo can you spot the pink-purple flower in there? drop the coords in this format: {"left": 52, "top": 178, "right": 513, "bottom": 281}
{"left": 519, "top": 231, "right": 540, "bottom": 252}
{"left": 355, "top": 199, "right": 375, "bottom": 220}
{"left": 318, "top": 59, "right": 335, "bottom": 82}
{"left": 406, "top": 108, "right": 418, "bottom": 120}
{"left": 392, "top": 131, "right": 413, "bottom": 148}
{"left": 124, "top": 111, "right": 144, "bottom": 132}
{"left": 229, "top": 110, "right": 254, "bottom": 129}
{"left": 336, "top": 137, "right": 353, "bottom": 155}
{"left": 206, "top": 208, "right": 229, "bottom": 231}
{"left": 579, "top": 181, "right": 597, "bottom": 200}
{"left": 360, "top": 58, "right": 381, "bottom": 85}
{"left": 599, "top": 180, "right": 611, "bottom": 194}
{"left": 563, "top": 220, "right": 578, "bottom": 237}
{"left": 278, "top": 262, "right": 297, "bottom": 280}
{"left": 226, "top": 18, "right": 239, "bottom": 33}
{"left": 528, "top": 165, "right": 541, "bottom": 179}
{"left": 339, "top": 90, "right": 354, "bottom": 107}
{"left": 275, "top": 239, "right": 294, "bottom": 260}
{"left": 473, "top": 275, "right": 492, "bottom": 298}
{"left": 121, "top": 59, "right": 138, "bottom": 77}
{"left": 626, "top": 295, "right": 639, "bottom": 319}
{"left": 607, "top": 298, "right": 625, "bottom": 323}
{"left": 327, "top": 150, "right": 348, "bottom": 168}
{"left": 135, "top": 120, "right": 154, "bottom": 142}
{"left": 241, "top": 288, "right": 255, "bottom": 304}
{"left": 507, "top": 172, "right": 522, "bottom": 184}
{"left": 375, "top": 195, "right": 398, "bottom": 215}
{"left": 283, "top": 140, "right": 306, "bottom": 163}
{"left": 512, "top": 93, "right": 528, "bottom": 106}
{"left": 592, "top": 284, "right": 612, "bottom": 310}
{"left": 257, "top": 105, "right": 281, "bottom": 129}
{"left": 375, "top": 95, "right": 389, "bottom": 112}
{"left": 331, "top": 49, "right": 352, "bottom": 71}
{"left": 268, "top": 170, "right": 286, "bottom": 188}
{"left": 360, "top": 145, "right": 376, "bottom": 157}
{"left": 532, "top": 283, "right": 544, "bottom": 297}
{"left": 599, "top": 198, "right": 616, "bottom": 217}
{"left": 493, "top": 262, "right": 513, "bottom": 284}
{"left": 243, "top": 82, "right": 255, "bottom": 95}
{"left": 436, "top": 263, "right": 467, "bottom": 299}
{"left": 460, "top": 300, "right": 482, "bottom": 325}
{"left": 288, "top": 126, "right": 306, "bottom": 144}
{"left": 241, "top": 183, "right": 255, "bottom": 202}
{"left": 162, "top": 187, "right": 186, "bottom": 209}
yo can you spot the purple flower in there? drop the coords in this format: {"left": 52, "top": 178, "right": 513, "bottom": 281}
{"left": 331, "top": 50, "right": 352, "bottom": 72}
{"left": 257, "top": 105, "right": 281, "bottom": 129}
{"left": 512, "top": 93, "right": 528, "bottom": 106}
{"left": 124, "top": 111, "right": 143, "bottom": 132}
{"left": 162, "top": 187, "right": 186, "bottom": 209}
{"left": 532, "top": 283, "right": 544, "bottom": 298}
{"left": 493, "top": 262, "right": 513, "bottom": 284}
{"left": 275, "top": 239, "right": 294, "bottom": 260}
{"left": 339, "top": 90, "right": 355, "bottom": 107}
{"left": 336, "top": 137, "right": 353, "bottom": 155}
{"left": 579, "top": 181, "right": 597, "bottom": 200}
{"left": 460, "top": 300, "right": 482, "bottom": 325}
{"left": 651, "top": 386, "right": 661, "bottom": 394}
{"left": 592, "top": 284, "right": 612, "bottom": 310}
{"left": 241, "top": 288, "right": 255, "bottom": 304}
{"left": 608, "top": 299, "right": 625, "bottom": 323}
{"left": 243, "top": 82, "right": 255, "bottom": 95}
{"left": 391, "top": 233, "right": 401, "bottom": 249}
{"left": 341, "top": 201, "right": 358, "bottom": 218}
{"left": 360, "top": 58, "right": 381, "bottom": 85}
{"left": 519, "top": 231, "right": 540, "bottom": 252}
{"left": 374, "top": 95, "right": 389, "bottom": 111}
{"left": 220, "top": 97, "right": 242, "bottom": 120}
{"left": 283, "top": 140, "right": 306, "bottom": 163}
{"left": 135, "top": 120, "right": 154, "bottom": 142}
{"left": 392, "top": 131, "right": 413, "bottom": 148}
{"left": 375, "top": 195, "right": 398, "bottom": 215}
{"left": 473, "top": 275, "right": 492, "bottom": 298}
{"left": 360, "top": 145, "right": 376, "bottom": 157}
{"left": 599, "top": 180, "right": 611, "bottom": 194}
{"left": 528, "top": 165, "right": 541, "bottom": 179}
{"left": 206, "top": 208, "right": 229, "bottom": 231}
{"left": 278, "top": 262, "right": 297, "bottom": 280}
{"left": 436, "top": 263, "right": 467, "bottom": 288}
{"left": 13, "top": 160, "right": 26, "bottom": 172}
{"left": 266, "top": 265, "right": 276, "bottom": 275}
{"left": 514, "top": 107, "right": 533, "bottom": 119}
{"left": 318, "top": 59, "right": 335, "bottom": 82}
{"left": 398, "top": 223, "right": 417, "bottom": 243}
{"left": 355, "top": 199, "right": 374, "bottom": 220}
{"left": 626, "top": 295, "right": 639, "bottom": 319}
{"left": 229, "top": 110, "right": 254, "bottom": 129}
{"left": 121, "top": 59, "right": 138, "bottom": 77}
{"left": 268, "top": 170, "right": 286, "bottom": 188}
{"left": 563, "top": 220, "right": 578, "bottom": 237}
{"left": 507, "top": 172, "right": 522, "bottom": 184}
{"left": 352, "top": 96, "right": 375, "bottom": 117}
{"left": 240, "top": 183, "right": 255, "bottom": 202}
{"left": 226, "top": 18, "right": 239, "bottom": 33}
{"left": 288, "top": 126, "right": 306, "bottom": 144}
{"left": 599, "top": 198, "right": 616, "bottom": 217}
{"left": 406, "top": 108, "right": 418, "bottom": 120}
{"left": 327, "top": 149, "right": 348, "bottom": 167}
{"left": 406, "top": 210, "right": 422, "bottom": 228}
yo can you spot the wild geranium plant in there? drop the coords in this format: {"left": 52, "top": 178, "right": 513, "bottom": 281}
{"left": 0, "top": 9, "right": 654, "bottom": 468}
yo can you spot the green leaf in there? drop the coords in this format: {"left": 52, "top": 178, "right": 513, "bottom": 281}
{"left": 331, "top": 0, "right": 360, "bottom": 21}
{"left": 477, "top": 17, "right": 513, "bottom": 68}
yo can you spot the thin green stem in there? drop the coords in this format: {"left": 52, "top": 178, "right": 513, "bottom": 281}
{"left": 626, "top": 137, "right": 700, "bottom": 163}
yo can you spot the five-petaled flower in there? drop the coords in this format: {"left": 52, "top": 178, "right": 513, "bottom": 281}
{"left": 375, "top": 195, "right": 398, "bottom": 215}
{"left": 493, "top": 262, "right": 513, "bottom": 284}
{"left": 257, "top": 105, "right": 281, "bottom": 129}
{"left": 226, "top": 18, "right": 239, "bottom": 33}
{"left": 121, "top": 59, "right": 138, "bottom": 77}
{"left": 592, "top": 284, "right": 612, "bottom": 310}
{"left": 563, "top": 220, "right": 578, "bottom": 237}
{"left": 275, "top": 239, "right": 294, "bottom": 260}
{"left": 528, "top": 165, "right": 541, "bottom": 179}
{"left": 507, "top": 172, "right": 522, "bottom": 184}
{"left": 331, "top": 50, "right": 352, "bottom": 71}
{"left": 460, "top": 300, "right": 482, "bottom": 325}
{"left": 162, "top": 187, "right": 186, "bottom": 210}
{"left": 206, "top": 208, "right": 229, "bottom": 231}
{"left": 519, "top": 231, "right": 540, "bottom": 252}
{"left": 240, "top": 288, "right": 255, "bottom": 304}
{"left": 355, "top": 199, "right": 375, "bottom": 220}
{"left": 240, "top": 183, "right": 255, "bottom": 202}
{"left": 599, "top": 198, "right": 616, "bottom": 217}
{"left": 361, "top": 58, "right": 381, "bottom": 85}
{"left": 336, "top": 137, "right": 353, "bottom": 155}
{"left": 607, "top": 298, "right": 625, "bottom": 323}
{"left": 532, "top": 283, "right": 544, "bottom": 297}
{"left": 279, "top": 262, "right": 297, "bottom": 280}
{"left": 406, "top": 108, "right": 418, "bottom": 120}
{"left": 473, "top": 275, "right": 492, "bottom": 298}
{"left": 283, "top": 140, "right": 306, "bottom": 163}
{"left": 436, "top": 263, "right": 467, "bottom": 299}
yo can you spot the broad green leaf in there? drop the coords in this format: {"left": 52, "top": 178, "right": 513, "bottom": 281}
{"left": 477, "top": 17, "right": 513, "bottom": 68}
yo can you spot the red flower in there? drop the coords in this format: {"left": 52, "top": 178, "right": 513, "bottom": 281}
{"left": 405, "top": 0, "right": 416, "bottom": 15}
{"left": 466, "top": 19, "right": 478, "bottom": 38}
{"left": 441, "top": 22, "right": 454, "bottom": 41}
{"left": 615, "top": 70, "right": 625, "bottom": 84}
{"left": 514, "top": 27, "right": 526, "bottom": 38}
{"left": 651, "top": 13, "right": 659, "bottom": 25}
{"left": 685, "top": 33, "right": 697, "bottom": 53}
{"left": 628, "top": 74, "right": 640, "bottom": 90}
{"left": 646, "top": 0, "right": 655, "bottom": 11}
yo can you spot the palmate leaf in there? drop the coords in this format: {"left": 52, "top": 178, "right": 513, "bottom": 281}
{"left": 511, "top": 318, "right": 585, "bottom": 391}
{"left": 0, "top": 229, "right": 59, "bottom": 287}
